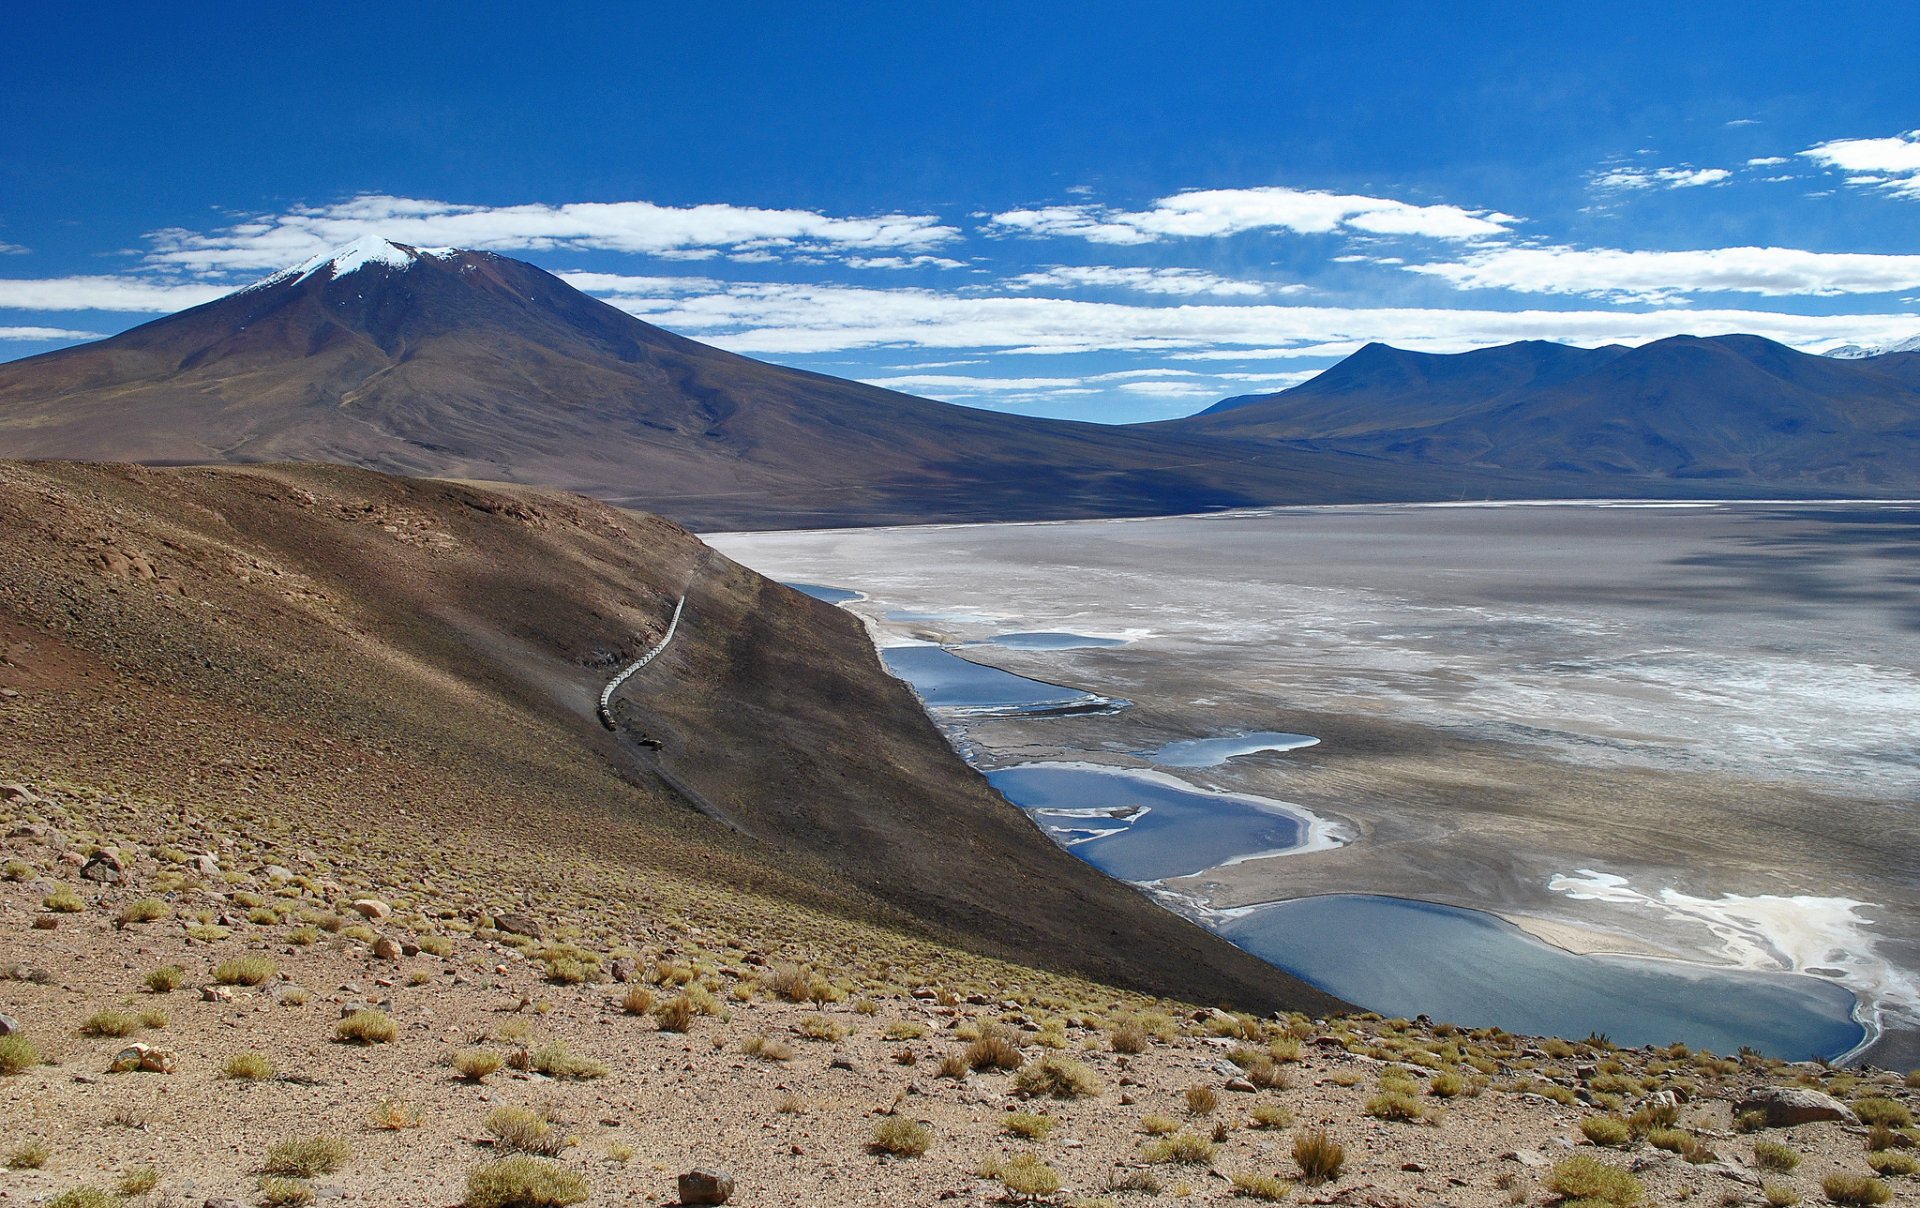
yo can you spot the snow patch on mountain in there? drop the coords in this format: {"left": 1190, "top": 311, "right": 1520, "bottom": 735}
{"left": 1824, "top": 333, "right": 1920, "bottom": 358}
{"left": 243, "top": 236, "right": 460, "bottom": 292}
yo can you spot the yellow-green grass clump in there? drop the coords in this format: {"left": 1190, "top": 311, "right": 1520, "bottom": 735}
{"left": 1230, "top": 1170, "right": 1294, "bottom": 1201}
{"left": 869, "top": 1118, "right": 931, "bottom": 1157}
{"left": 1546, "top": 1155, "right": 1643, "bottom": 1205}
{"left": 1143, "top": 1130, "right": 1215, "bottom": 1165}
{"left": 262, "top": 1135, "right": 351, "bottom": 1178}
{"left": 214, "top": 956, "right": 277, "bottom": 986}
{"left": 223, "top": 1051, "right": 275, "bottom": 1080}
{"left": 335, "top": 1009, "right": 396, "bottom": 1044}
{"left": 995, "top": 1151, "right": 1062, "bottom": 1198}
{"left": 1014, "top": 1053, "right": 1102, "bottom": 1099}
{"left": 1821, "top": 1173, "right": 1892, "bottom": 1207}
{"left": 464, "top": 1157, "right": 589, "bottom": 1208}
{"left": 1292, "top": 1130, "right": 1344, "bottom": 1185}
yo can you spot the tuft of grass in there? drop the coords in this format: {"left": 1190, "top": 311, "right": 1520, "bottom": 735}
{"left": 335, "top": 1009, "right": 396, "bottom": 1044}
{"left": 1853, "top": 1097, "right": 1913, "bottom": 1128}
{"left": 7, "top": 1139, "right": 52, "bottom": 1169}
{"left": 652, "top": 995, "right": 697, "bottom": 1033}
{"left": 530, "top": 1041, "right": 606, "bottom": 1080}
{"left": 117, "top": 899, "right": 170, "bottom": 926}
{"left": 1249, "top": 1102, "right": 1294, "bottom": 1129}
{"left": 1014, "top": 1053, "right": 1102, "bottom": 1100}
{"left": 1004, "top": 1111, "right": 1056, "bottom": 1139}
{"left": 742, "top": 1033, "right": 794, "bottom": 1062}
{"left": 1363, "top": 1090, "right": 1425, "bottom": 1123}
{"left": 1110, "top": 1023, "right": 1150, "bottom": 1053}
{"left": 1141, "top": 1114, "right": 1181, "bottom": 1135}
{"left": 137, "top": 1006, "right": 169, "bottom": 1029}
{"left": 1737, "top": 1108, "right": 1772, "bottom": 1133}
{"left": 1763, "top": 1183, "right": 1801, "bottom": 1207}
{"left": 617, "top": 985, "right": 653, "bottom": 1015}
{"left": 1292, "top": 1130, "right": 1344, "bottom": 1185}
{"left": 259, "top": 1177, "right": 314, "bottom": 1206}
{"left": 1142, "top": 1130, "right": 1215, "bottom": 1165}
{"left": 996, "top": 1150, "right": 1062, "bottom": 1198}
{"left": 1753, "top": 1140, "right": 1800, "bottom": 1173}
{"left": 486, "top": 1106, "right": 564, "bottom": 1157}
{"left": 1646, "top": 1127, "right": 1715, "bottom": 1164}
{"left": 794, "top": 1014, "right": 846, "bottom": 1042}
{"left": 45, "top": 1191, "right": 117, "bottom": 1208}
{"left": 42, "top": 885, "right": 84, "bottom": 913}
{"left": 1867, "top": 1151, "right": 1917, "bottom": 1177}
{"left": 1186, "top": 1084, "right": 1220, "bottom": 1115}
{"left": 117, "top": 1166, "right": 160, "bottom": 1196}
{"left": 143, "top": 965, "right": 184, "bottom": 993}
{"left": 936, "top": 1051, "right": 969, "bottom": 1079}
{"left": 213, "top": 955, "right": 277, "bottom": 986}
{"left": 224, "top": 1050, "right": 275, "bottom": 1080}
{"left": 869, "top": 1117, "right": 931, "bottom": 1157}
{"left": 884, "top": 1020, "right": 927, "bottom": 1041}
{"left": 453, "top": 1048, "right": 504, "bottom": 1082}
{"left": 464, "top": 1157, "right": 589, "bottom": 1208}
{"left": 1820, "top": 1173, "right": 1892, "bottom": 1206}
{"left": 1231, "top": 1171, "right": 1294, "bottom": 1201}
{"left": 79, "top": 1009, "right": 140, "bottom": 1038}
{"left": 1546, "top": 1154, "right": 1643, "bottom": 1205}
{"left": 1581, "top": 1116, "right": 1632, "bottom": 1147}
{"left": 0, "top": 1034, "right": 44, "bottom": 1074}
{"left": 965, "top": 1027, "right": 1025, "bottom": 1072}
{"left": 262, "top": 1135, "right": 351, "bottom": 1177}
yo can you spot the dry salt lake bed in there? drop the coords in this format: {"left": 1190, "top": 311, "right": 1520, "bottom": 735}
{"left": 711, "top": 501, "right": 1920, "bottom": 1067}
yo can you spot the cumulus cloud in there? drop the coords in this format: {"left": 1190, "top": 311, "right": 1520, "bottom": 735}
{"left": 1404, "top": 245, "right": 1920, "bottom": 303}
{"left": 0, "top": 276, "right": 231, "bottom": 312}
{"left": 0, "top": 325, "right": 106, "bottom": 341}
{"left": 990, "top": 186, "right": 1515, "bottom": 245}
{"left": 1746, "top": 156, "right": 1790, "bottom": 167}
{"left": 1005, "top": 265, "right": 1282, "bottom": 297}
{"left": 844, "top": 254, "right": 967, "bottom": 270}
{"left": 1592, "top": 165, "right": 1732, "bottom": 190}
{"left": 1800, "top": 130, "right": 1920, "bottom": 198}
{"left": 143, "top": 193, "right": 961, "bottom": 274}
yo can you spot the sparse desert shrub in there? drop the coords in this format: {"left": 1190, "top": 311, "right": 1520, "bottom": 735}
{"left": 1292, "top": 1130, "right": 1344, "bottom": 1184}
{"left": 335, "top": 1009, "right": 396, "bottom": 1044}
{"left": 486, "top": 1106, "right": 564, "bottom": 1157}
{"left": 224, "top": 1050, "right": 275, "bottom": 1080}
{"left": 0, "top": 1034, "right": 42, "bottom": 1074}
{"left": 997, "top": 1150, "right": 1062, "bottom": 1198}
{"left": 1853, "top": 1097, "right": 1913, "bottom": 1128}
{"left": 1004, "top": 1111, "right": 1056, "bottom": 1139}
{"left": 618, "top": 985, "right": 653, "bottom": 1015}
{"left": 966, "top": 1027, "right": 1025, "bottom": 1072}
{"left": 1230, "top": 1170, "right": 1294, "bottom": 1201}
{"left": 1143, "top": 1130, "right": 1215, "bottom": 1165}
{"left": 1364, "top": 1091, "right": 1425, "bottom": 1122}
{"left": 116, "top": 1166, "right": 159, "bottom": 1195}
{"left": 884, "top": 1020, "right": 927, "bottom": 1041}
{"left": 144, "top": 965, "right": 184, "bottom": 993}
{"left": 42, "top": 885, "right": 83, "bottom": 913}
{"left": 464, "top": 1157, "right": 589, "bottom": 1208}
{"left": 652, "top": 995, "right": 697, "bottom": 1032}
{"left": 794, "top": 1014, "right": 846, "bottom": 1042}
{"left": 1647, "top": 1127, "right": 1715, "bottom": 1164}
{"left": 1546, "top": 1154, "right": 1642, "bottom": 1205}
{"left": 1141, "top": 1114, "right": 1181, "bottom": 1135}
{"left": 1015, "top": 1053, "right": 1102, "bottom": 1099}
{"left": 1763, "top": 1183, "right": 1801, "bottom": 1206}
{"left": 936, "top": 1051, "right": 969, "bottom": 1079}
{"left": 417, "top": 934, "right": 456, "bottom": 957}
{"left": 1737, "top": 1108, "right": 1772, "bottom": 1133}
{"left": 259, "top": 1177, "right": 314, "bottom": 1206}
{"left": 530, "top": 1041, "right": 606, "bottom": 1080}
{"left": 1250, "top": 1102, "right": 1294, "bottom": 1129}
{"left": 288, "top": 925, "right": 320, "bottom": 946}
{"left": 1186, "top": 1084, "right": 1220, "bottom": 1115}
{"left": 1626, "top": 1102, "right": 1678, "bottom": 1137}
{"left": 214, "top": 956, "right": 276, "bottom": 986}
{"left": 2, "top": 859, "right": 33, "bottom": 882}
{"left": 45, "top": 1191, "right": 117, "bottom": 1208}
{"left": 79, "top": 1009, "right": 139, "bottom": 1038}
{"left": 137, "top": 1006, "right": 168, "bottom": 1029}
{"left": 1582, "top": 1116, "right": 1632, "bottom": 1146}
{"left": 1867, "top": 1151, "right": 1917, "bottom": 1177}
{"left": 1754, "top": 1140, "right": 1800, "bottom": 1172}
{"left": 869, "top": 1117, "right": 930, "bottom": 1157}
{"left": 117, "top": 899, "right": 170, "bottom": 926}
{"left": 742, "top": 1034, "right": 794, "bottom": 1062}
{"left": 371, "top": 1098, "right": 424, "bottom": 1130}
{"left": 6, "top": 1139, "right": 51, "bottom": 1169}
{"left": 453, "top": 1048, "right": 504, "bottom": 1082}
{"left": 262, "top": 1135, "right": 351, "bottom": 1177}
{"left": 1111, "top": 1023, "right": 1150, "bottom": 1053}
{"left": 1821, "top": 1173, "right": 1892, "bottom": 1206}
{"left": 543, "top": 958, "right": 586, "bottom": 986}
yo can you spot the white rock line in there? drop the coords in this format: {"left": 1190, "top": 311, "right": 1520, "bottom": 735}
{"left": 598, "top": 594, "right": 686, "bottom": 727}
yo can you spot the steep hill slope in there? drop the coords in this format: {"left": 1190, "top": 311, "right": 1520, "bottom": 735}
{"left": 0, "top": 239, "right": 1473, "bottom": 529}
{"left": 1169, "top": 335, "right": 1920, "bottom": 491}
{"left": 0, "top": 460, "right": 1336, "bottom": 1011}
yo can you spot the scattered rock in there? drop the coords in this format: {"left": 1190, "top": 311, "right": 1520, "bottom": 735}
{"left": 608, "top": 957, "right": 636, "bottom": 983}
{"left": 8, "top": 822, "right": 44, "bottom": 839}
{"left": 1502, "top": 1149, "right": 1550, "bottom": 1169}
{"left": 201, "top": 986, "right": 234, "bottom": 1003}
{"left": 1733, "top": 1086, "right": 1858, "bottom": 1128}
{"left": 677, "top": 1168, "right": 735, "bottom": 1205}
{"left": 351, "top": 898, "right": 392, "bottom": 920}
{"left": 1701, "top": 1161, "right": 1762, "bottom": 1187}
{"left": 1224, "top": 1077, "right": 1257, "bottom": 1093}
{"left": 372, "top": 937, "right": 402, "bottom": 961}
{"left": 0, "top": 1013, "right": 19, "bottom": 1035}
{"left": 263, "top": 865, "right": 294, "bottom": 881}
{"left": 190, "top": 853, "right": 221, "bottom": 876}
{"left": 109, "top": 1043, "right": 176, "bottom": 1073}
{"left": 204, "top": 1199, "right": 248, "bottom": 1208}
{"left": 0, "top": 782, "right": 37, "bottom": 804}
{"left": 494, "top": 911, "right": 540, "bottom": 938}
{"left": 80, "top": 850, "right": 126, "bottom": 883}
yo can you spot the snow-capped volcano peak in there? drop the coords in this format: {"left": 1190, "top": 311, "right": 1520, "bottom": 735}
{"left": 247, "top": 236, "right": 460, "bottom": 290}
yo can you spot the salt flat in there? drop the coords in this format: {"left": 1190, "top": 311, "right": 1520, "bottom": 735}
{"left": 713, "top": 501, "right": 1920, "bottom": 1064}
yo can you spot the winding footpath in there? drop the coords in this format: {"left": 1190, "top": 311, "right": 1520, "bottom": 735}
{"left": 597, "top": 594, "right": 686, "bottom": 728}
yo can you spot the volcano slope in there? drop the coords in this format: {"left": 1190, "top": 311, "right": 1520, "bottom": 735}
{"left": 2, "top": 463, "right": 1914, "bottom": 1207}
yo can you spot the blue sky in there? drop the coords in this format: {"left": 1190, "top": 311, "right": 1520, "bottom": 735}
{"left": 4, "top": 2, "right": 1919, "bottom": 421}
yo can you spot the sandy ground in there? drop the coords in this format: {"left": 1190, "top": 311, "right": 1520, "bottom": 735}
{"left": 711, "top": 502, "right": 1920, "bottom": 1067}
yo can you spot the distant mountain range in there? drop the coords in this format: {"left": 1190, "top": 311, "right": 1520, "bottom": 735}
{"left": 0, "top": 237, "right": 1914, "bottom": 525}
{"left": 1165, "top": 335, "right": 1920, "bottom": 490}
{"left": 0, "top": 238, "right": 1478, "bottom": 529}
{"left": 1825, "top": 334, "right": 1920, "bottom": 359}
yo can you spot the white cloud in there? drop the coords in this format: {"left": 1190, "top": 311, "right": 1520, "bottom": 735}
{"left": 1405, "top": 245, "right": 1920, "bottom": 302}
{"left": 0, "top": 325, "right": 105, "bottom": 341}
{"left": 1005, "top": 265, "right": 1279, "bottom": 297}
{"left": 0, "top": 276, "right": 231, "bottom": 312}
{"left": 1592, "top": 165, "right": 1732, "bottom": 190}
{"left": 0, "top": 242, "right": 26, "bottom": 255}
{"left": 144, "top": 193, "right": 961, "bottom": 275}
{"left": 1800, "top": 130, "right": 1920, "bottom": 197}
{"left": 574, "top": 274, "right": 1920, "bottom": 359}
{"left": 990, "top": 186, "right": 1516, "bottom": 245}
{"left": 1115, "top": 379, "right": 1216, "bottom": 397}
{"left": 1746, "top": 156, "right": 1790, "bottom": 167}
{"left": 844, "top": 254, "right": 966, "bottom": 270}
